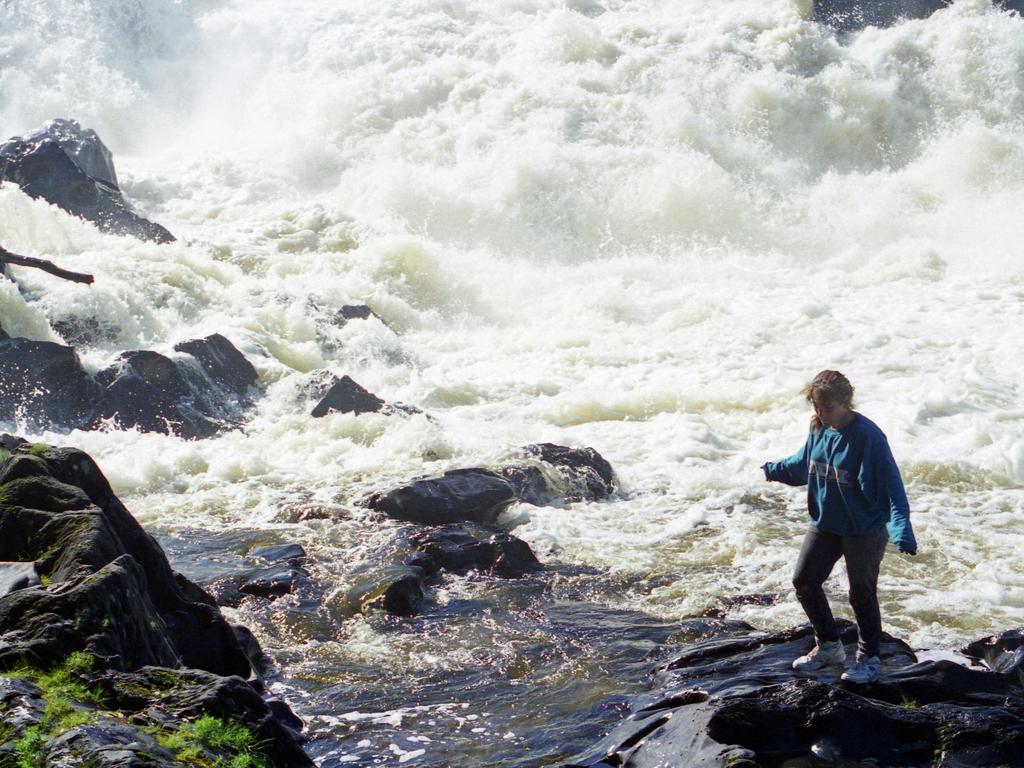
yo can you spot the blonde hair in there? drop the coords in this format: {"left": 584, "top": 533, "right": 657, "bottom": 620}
{"left": 801, "top": 370, "right": 855, "bottom": 431}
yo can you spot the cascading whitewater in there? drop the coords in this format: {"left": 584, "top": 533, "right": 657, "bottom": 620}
{"left": 2, "top": 0, "right": 1024, "bottom": 764}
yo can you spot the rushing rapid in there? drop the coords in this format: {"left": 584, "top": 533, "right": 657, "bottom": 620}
{"left": 3, "top": 0, "right": 1024, "bottom": 764}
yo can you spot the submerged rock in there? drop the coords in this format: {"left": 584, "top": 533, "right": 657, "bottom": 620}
{"left": 565, "top": 620, "right": 1024, "bottom": 767}
{"left": 312, "top": 375, "right": 386, "bottom": 417}
{"left": 0, "top": 119, "right": 174, "bottom": 243}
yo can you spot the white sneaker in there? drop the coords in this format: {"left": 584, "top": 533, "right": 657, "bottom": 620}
{"left": 841, "top": 655, "right": 881, "bottom": 684}
{"left": 792, "top": 639, "right": 846, "bottom": 671}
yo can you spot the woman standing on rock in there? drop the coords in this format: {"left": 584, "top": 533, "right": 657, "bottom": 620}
{"left": 761, "top": 370, "right": 917, "bottom": 684}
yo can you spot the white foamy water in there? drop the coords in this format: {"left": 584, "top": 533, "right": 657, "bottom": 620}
{"left": 3, "top": 0, "right": 1024, "bottom": 758}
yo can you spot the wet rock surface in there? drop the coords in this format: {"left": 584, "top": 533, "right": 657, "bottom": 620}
{"left": 0, "top": 440, "right": 312, "bottom": 767}
{"left": 156, "top": 530, "right": 311, "bottom": 608}
{"left": 0, "top": 338, "right": 99, "bottom": 431}
{"left": 813, "top": 0, "right": 1024, "bottom": 33}
{"left": 0, "top": 119, "right": 174, "bottom": 243}
{"left": 366, "top": 444, "right": 617, "bottom": 525}
{"left": 565, "top": 619, "right": 1024, "bottom": 767}
{"left": 311, "top": 374, "right": 386, "bottom": 417}
{"left": 0, "top": 332, "right": 259, "bottom": 438}
{"left": 408, "top": 526, "right": 541, "bottom": 578}
{"left": 366, "top": 468, "right": 518, "bottom": 525}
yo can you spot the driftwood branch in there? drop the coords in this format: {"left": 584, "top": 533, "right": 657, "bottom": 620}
{"left": 0, "top": 246, "right": 94, "bottom": 284}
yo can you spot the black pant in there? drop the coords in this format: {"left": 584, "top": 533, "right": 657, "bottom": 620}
{"left": 792, "top": 525, "right": 889, "bottom": 658}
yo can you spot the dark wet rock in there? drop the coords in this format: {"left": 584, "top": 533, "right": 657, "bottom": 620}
{"left": 0, "top": 332, "right": 258, "bottom": 438}
{"left": 239, "top": 564, "right": 303, "bottom": 600}
{"left": 525, "top": 443, "right": 616, "bottom": 501}
{"left": 0, "top": 321, "right": 7, "bottom": 340}
{"left": 0, "top": 443, "right": 313, "bottom": 765}
{"left": 0, "top": 561, "right": 40, "bottom": 595}
{"left": 93, "top": 349, "right": 218, "bottom": 438}
{"left": 231, "top": 623, "right": 267, "bottom": 676}
{"left": 334, "top": 304, "right": 390, "bottom": 328}
{"left": 365, "top": 468, "right": 517, "bottom": 525}
{"left": 174, "top": 333, "right": 259, "bottom": 404}
{"left": 0, "top": 119, "right": 174, "bottom": 243}
{"left": 0, "top": 434, "right": 26, "bottom": 452}
{"left": 963, "top": 629, "right": 1024, "bottom": 680}
{"left": 92, "top": 334, "right": 259, "bottom": 439}
{"left": 0, "top": 337, "right": 99, "bottom": 431}
{"left": 95, "top": 666, "right": 312, "bottom": 767}
{"left": 498, "top": 463, "right": 562, "bottom": 506}
{"left": 409, "top": 526, "right": 541, "bottom": 578}
{"left": 0, "top": 443, "right": 250, "bottom": 676}
{"left": 378, "top": 573, "right": 424, "bottom": 616}
{"left": 312, "top": 375, "right": 385, "bottom": 417}
{"left": 565, "top": 620, "right": 1024, "bottom": 768}
{"left": 339, "top": 565, "right": 425, "bottom": 617}
{"left": 52, "top": 314, "right": 122, "bottom": 347}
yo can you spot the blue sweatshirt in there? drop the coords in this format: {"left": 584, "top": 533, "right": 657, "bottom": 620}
{"left": 761, "top": 413, "right": 916, "bottom": 553}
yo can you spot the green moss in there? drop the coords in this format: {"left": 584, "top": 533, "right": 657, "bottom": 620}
{"left": 156, "top": 716, "right": 270, "bottom": 768}
{"left": 26, "top": 445, "right": 49, "bottom": 457}
{"left": 900, "top": 696, "right": 921, "bottom": 708}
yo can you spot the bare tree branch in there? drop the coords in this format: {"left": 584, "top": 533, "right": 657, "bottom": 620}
{"left": 0, "top": 246, "right": 94, "bottom": 284}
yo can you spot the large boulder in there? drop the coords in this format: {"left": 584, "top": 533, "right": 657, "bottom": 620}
{"left": 565, "top": 620, "right": 1024, "bottom": 767}
{"left": 365, "top": 468, "right": 518, "bottom": 525}
{"left": 0, "top": 337, "right": 99, "bottom": 431}
{"left": 0, "top": 440, "right": 313, "bottom": 766}
{"left": 0, "top": 442, "right": 250, "bottom": 676}
{"left": 93, "top": 334, "right": 259, "bottom": 439}
{"left": 365, "top": 444, "right": 617, "bottom": 524}
{"left": 0, "top": 119, "right": 174, "bottom": 243}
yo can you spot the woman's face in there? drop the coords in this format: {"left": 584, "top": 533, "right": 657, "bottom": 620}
{"left": 812, "top": 396, "right": 853, "bottom": 429}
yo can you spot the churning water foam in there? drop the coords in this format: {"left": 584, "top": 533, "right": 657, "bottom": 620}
{"left": 3, "top": 0, "right": 1024, "bottom": 705}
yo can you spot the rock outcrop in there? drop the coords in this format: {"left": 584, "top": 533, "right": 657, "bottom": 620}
{"left": 0, "top": 332, "right": 259, "bottom": 439}
{"left": 565, "top": 619, "right": 1024, "bottom": 767}
{"left": 0, "top": 438, "right": 312, "bottom": 767}
{"left": 366, "top": 444, "right": 618, "bottom": 525}
{"left": 0, "top": 119, "right": 174, "bottom": 243}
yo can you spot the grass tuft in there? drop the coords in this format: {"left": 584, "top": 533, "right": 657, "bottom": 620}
{"left": 157, "top": 716, "right": 270, "bottom": 768}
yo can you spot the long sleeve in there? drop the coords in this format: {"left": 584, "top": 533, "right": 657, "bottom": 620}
{"left": 762, "top": 437, "right": 811, "bottom": 487}
{"left": 871, "top": 435, "right": 917, "bottom": 553}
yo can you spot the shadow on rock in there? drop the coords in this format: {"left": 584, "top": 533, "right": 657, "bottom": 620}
{"left": 566, "top": 620, "right": 1024, "bottom": 767}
